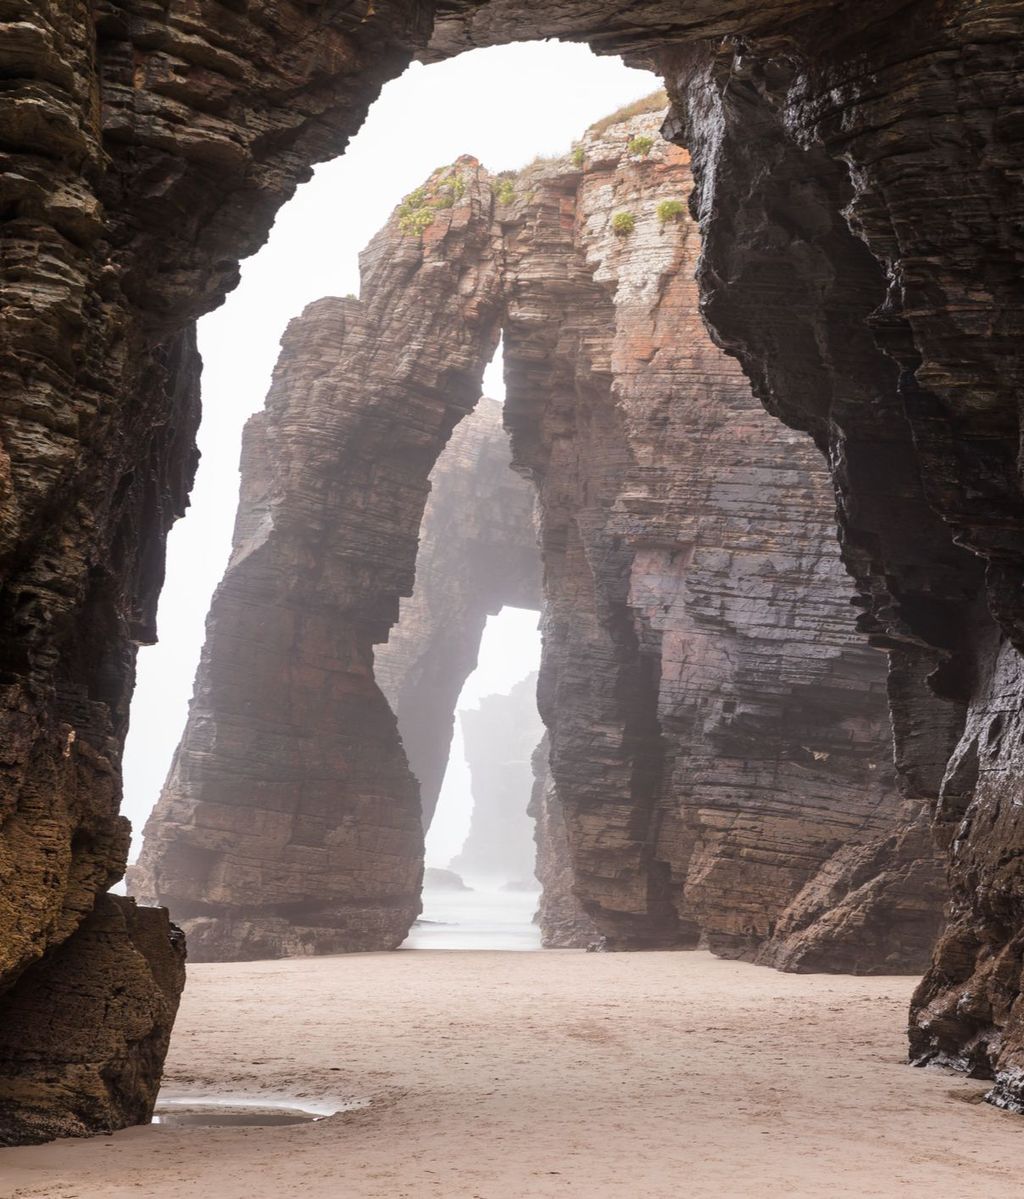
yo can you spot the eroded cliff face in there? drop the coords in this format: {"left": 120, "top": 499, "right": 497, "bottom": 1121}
{"left": 127, "top": 210, "right": 550, "bottom": 958}
{"left": 131, "top": 233, "right": 545, "bottom": 961}
{"left": 0, "top": 895, "right": 185, "bottom": 1145}
{"left": 5, "top": 0, "right": 1024, "bottom": 1134}
{"left": 501, "top": 108, "right": 945, "bottom": 969}
{"left": 1, "top": 0, "right": 430, "bottom": 1138}
{"left": 530, "top": 736, "right": 599, "bottom": 948}
{"left": 1, "top": 0, "right": 429, "bottom": 970}
{"left": 130, "top": 160, "right": 505, "bottom": 960}
{"left": 664, "top": 1, "right": 1024, "bottom": 1107}
{"left": 451, "top": 672, "right": 542, "bottom": 884}
{"left": 134, "top": 104, "right": 947, "bottom": 974}
{"left": 375, "top": 399, "right": 540, "bottom": 828}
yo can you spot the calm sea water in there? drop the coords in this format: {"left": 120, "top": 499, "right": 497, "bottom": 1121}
{"left": 402, "top": 885, "right": 541, "bottom": 951}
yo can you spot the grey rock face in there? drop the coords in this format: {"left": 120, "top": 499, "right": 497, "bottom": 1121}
{"left": 451, "top": 673, "right": 543, "bottom": 884}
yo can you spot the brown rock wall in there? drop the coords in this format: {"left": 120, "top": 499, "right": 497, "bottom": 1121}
{"left": 5, "top": 0, "right": 1024, "bottom": 1133}
{"left": 666, "top": 0, "right": 1024, "bottom": 1104}
{"left": 502, "top": 109, "right": 944, "bottom": 967}
{"left": 530, "top": 737, "right": 599, "bottom": 948}
{"left": 1, "top": 0, "right": 428, "bottom": 1138}
{"left": 0, "top": 894, "right": 184, "bottom": 1145}
{"left": 130, "top": 161, "right": 507, "bottom": 960}
{"left": 133, "top": 105, "right": 945, "bottom": 975}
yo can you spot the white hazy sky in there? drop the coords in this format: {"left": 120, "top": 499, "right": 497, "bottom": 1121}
{"left": 122, "top": 42, "right": 657, "bottom": 860}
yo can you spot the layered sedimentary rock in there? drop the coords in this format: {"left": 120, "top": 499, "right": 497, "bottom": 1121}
{"left": 5, "top": 0, "right": 1024, "bottom": 1131}
{"left": 375, "top": 399, "right": 540, "bottom": 827}
{"left": 130, "top": 161, "right": 506, "bottom": 961}
{"left": 530, "top": 737, "right": 598, "bottom": 948}
{"left": 0, "top": 895, "right": 185, "bottom": 1145}
{"left": 136, "top": 105, "right": 943, "bottom": 975}
{"left": 0, "top": 0, "right": 430, "bottom": 1139}
{"left": 133, "top": 212, "right": 543, "bottom": 959}
{"left": 662, "top": 5, "right": 1024, "bottom": 1106}
{"left": 501, "top": 106, "right": 944, "bottom": 969}
{"left": 450, "top": 673, "right": 542, "bottom": 883}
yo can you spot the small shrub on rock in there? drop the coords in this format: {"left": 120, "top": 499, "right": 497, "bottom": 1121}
{"left": 493, "top": 178, "right": 516, "bottom": 205}
{"left": 611, "top": 211, "right": 636, "bottom": 236}
{"left": 398, "top": 206, "right": 434, "bottom": 235}
{"left": 627, "top": 135, "right": 655, "bottom": 157}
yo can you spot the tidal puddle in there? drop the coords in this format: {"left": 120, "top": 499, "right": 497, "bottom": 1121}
{"left": 152, "top": 1095, "right": 367, "bottom": 1127}
{"left": 152, "top": 1106, "right": 319, "bottom": 1127}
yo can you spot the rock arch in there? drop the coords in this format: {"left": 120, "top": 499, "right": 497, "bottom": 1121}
{"left": 2, "top": 0, "right": 1024, "bottom": 1138}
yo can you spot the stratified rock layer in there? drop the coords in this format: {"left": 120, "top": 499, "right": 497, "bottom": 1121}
{"left": 664, "top": 4, "right": 1024, "bottom": 1104}
{"left": 375, "top": 399, "right": 540, "bottom": 827}
{"left": 130, "top": 161, "right": 506, "bottom": 961}
{"left": 136, "top": 107, "right": 941, "bottom": 975}
{"left": 0, "top": 895, "right": 185, "bottom": 1145}
{"left": 1, "top": 0, "right": 429, "bottom": 1139}
{"left": 530, "top": 737, "right": 598, "bottom": 948}
{"left": 450, "top": 673, "right": 542, "bottom": 884}
{"left": 5, "top": 0, "right": 1024, "bottom": 1127}
{"left": 501, "top": 108, "right": 944, "bottom": 969}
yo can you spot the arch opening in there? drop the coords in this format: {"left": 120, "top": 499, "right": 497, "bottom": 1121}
{"left": 7, "top": 0, "right": 1018, "bottom": 1147}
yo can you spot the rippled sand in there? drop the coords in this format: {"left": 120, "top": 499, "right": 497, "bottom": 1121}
{"left": 4, "top": 950, "right": 1020, "bottom": 1198}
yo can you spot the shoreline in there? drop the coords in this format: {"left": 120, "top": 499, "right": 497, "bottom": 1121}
{"left": 3, "top": 950, "right": 1019, "bottom": 1199}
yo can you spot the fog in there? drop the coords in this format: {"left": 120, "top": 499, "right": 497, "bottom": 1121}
{"left": 424, "top": 607, "right": 542, "bottom": 868}
{"left": 121, "top": 43, "right": 656, "bottom": 855}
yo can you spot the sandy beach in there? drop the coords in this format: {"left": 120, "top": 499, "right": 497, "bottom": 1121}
{"left": 2, "top": 949, "right": 1020, "bottom": 1199}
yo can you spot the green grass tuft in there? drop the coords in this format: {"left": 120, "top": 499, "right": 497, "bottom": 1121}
{"left": 492, "top": 178, "right": 516, "bottom": 205}
{"left": 627, "top": 135, "right": 655, "bottom": 157}
{"left": 398, "top": 206, "right": 435, "bottom": 235}
{"left": 611, "top": 211, "right": 636, "bottom": 236}
{"left": 656, "top": 199, "right": 685, "bottom": 225}
{"left": 396, "top": 170, "right": 468, "bottom": 234}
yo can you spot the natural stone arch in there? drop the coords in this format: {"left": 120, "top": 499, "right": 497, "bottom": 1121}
{"left": 3, "top": 0, "right": 1024, "bottom": 1139}
{"left": 375, "top": 398, "right": 542, "bottom": 831}
{"left": 135, "top": 110, "right": 941, "bottom": 977}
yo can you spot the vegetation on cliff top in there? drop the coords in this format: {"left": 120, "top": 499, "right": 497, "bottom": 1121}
{"left": 627, "top": 134, "right": 655, "bottom": 157}
{"left": 492, "top": 177, "right": 516, "bottom": 205}
{"left": 587, "top": 89, "right": 668, "bottom": 135}
{"left": 397, "top": 168, "right": 468, "bottom": 235}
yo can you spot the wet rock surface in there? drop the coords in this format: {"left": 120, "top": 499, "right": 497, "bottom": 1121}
{"left": 0, "top": 895, "right": 184, "bottom": 1145}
